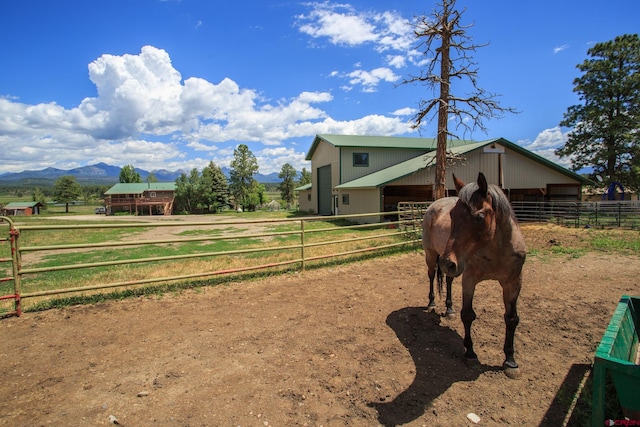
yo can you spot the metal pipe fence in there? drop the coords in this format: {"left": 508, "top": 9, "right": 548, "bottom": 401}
{"left": 0, "top": 212, "right": 421, "bottom": 317}
{"left": 511, "top": 200, "right": 640, "bottom": 229}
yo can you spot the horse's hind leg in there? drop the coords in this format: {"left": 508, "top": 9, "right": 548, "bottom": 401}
{"left": 444, "top": 275, "right": 455, "bottom": 317}
{"left": 427, "top": 268, "right": 436, "bottom": 309}
{"left": 425, "top": 250, "right": 438, "bottom": 310}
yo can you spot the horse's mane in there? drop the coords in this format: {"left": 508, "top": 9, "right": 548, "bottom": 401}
{"left": 458, "top": 182, "right": 516, "bottom": 224}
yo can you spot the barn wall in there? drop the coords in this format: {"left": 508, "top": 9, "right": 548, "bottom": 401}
{"left": 310, "top": 141, "right": 340, "bottom": 214}
{"left": 340, "top": 147, "right": 427, "bottom": 183}
{"left": 336, "top": 188, "right": 382, "bottom": 224}
{"left": 298, "top": 189, "right": 313, "bottom": 213}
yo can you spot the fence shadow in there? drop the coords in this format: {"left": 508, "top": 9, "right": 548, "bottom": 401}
{"left": 369, "top": 307, "right": 500, "bottom": 426}
{"left": 539, "top": 363, "right": 592, "bottom": 426}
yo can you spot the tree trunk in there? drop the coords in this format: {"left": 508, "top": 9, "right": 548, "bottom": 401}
{"left": 435, "top": 28, "right": 451, "bottom": 200}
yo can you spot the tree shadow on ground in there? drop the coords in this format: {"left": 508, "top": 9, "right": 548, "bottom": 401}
{"left": 369, "top": 306, "right": 501, "bottom": 426}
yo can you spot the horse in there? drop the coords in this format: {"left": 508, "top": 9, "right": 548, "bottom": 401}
{"left": 422, "top": 172, "right": 527, "bottom": 379}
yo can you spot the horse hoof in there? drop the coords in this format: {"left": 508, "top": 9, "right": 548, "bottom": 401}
{"left": 427, "top": 303, "right": 437, "bottom": 311}
{"left": 503, "top": 364, "right": 521, "bottom": 380}
{"left": 445, "top": 310, "right": 456, "bottom": 319}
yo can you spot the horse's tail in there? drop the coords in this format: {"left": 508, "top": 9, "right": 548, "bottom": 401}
{"left": 435, "top": 255, "right": 444, "bottom": 298}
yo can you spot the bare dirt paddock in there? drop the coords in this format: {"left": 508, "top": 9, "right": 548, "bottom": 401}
{"left": 1, "top": 224, "right": 639, "bottom": 426}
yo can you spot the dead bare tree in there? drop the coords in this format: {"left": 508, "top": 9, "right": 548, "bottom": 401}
{"left": 403, "top": 0, "right": 517, "bottom": 199}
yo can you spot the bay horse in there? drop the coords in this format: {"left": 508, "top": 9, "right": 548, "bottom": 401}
{"left": 422, "top": 172, "right": 526, "bottom": 378}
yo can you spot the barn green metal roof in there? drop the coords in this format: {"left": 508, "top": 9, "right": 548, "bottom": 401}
{"left": 305, "top": 134, "right": 442, "bottom": 160}
{"left": 105, "top": 182, "right": 176, "bottom": 195}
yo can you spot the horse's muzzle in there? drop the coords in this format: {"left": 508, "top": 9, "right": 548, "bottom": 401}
{"left": 439, "top": 256, "right": 464, "bottom": 277}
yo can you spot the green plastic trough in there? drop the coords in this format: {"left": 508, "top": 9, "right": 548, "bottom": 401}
{"left": 592, "top": 295, "right": 640, "bottom": 426}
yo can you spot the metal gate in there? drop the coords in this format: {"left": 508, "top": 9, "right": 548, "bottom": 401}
{"left": 0, "top": 217, "right": 20, "bottom": 317}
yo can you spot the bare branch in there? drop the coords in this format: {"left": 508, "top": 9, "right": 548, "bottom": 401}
{"left": 399, "top": 0, "right": 517, "bottom": 199}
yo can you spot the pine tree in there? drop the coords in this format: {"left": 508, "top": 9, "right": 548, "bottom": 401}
{"left": 557, "top": 34, "right": 640, "bottom": 191}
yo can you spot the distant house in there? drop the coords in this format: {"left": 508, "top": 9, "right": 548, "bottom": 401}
{"left": 104, "top": 183, "right": 176, "bottom": 216}
{"left": 1, "top": 201, "right": 44, "bottom": 216}
{"left": 298, "top": 134, "right": 592, "bottom": 223}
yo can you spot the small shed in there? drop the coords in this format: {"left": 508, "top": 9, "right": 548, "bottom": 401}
{"left": 1, "top": 201, "right": 44, "bottom": 216}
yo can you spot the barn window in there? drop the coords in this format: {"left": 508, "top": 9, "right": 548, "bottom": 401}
{"left": 353, "top": 152, "right": 369, "bottom": 167}
{"left": 149, "top": 192, "right": 157, "bottom": 198}
{"left": 307, "top": 194, "right": 311, "bottom": 201}
{"left": 342, "top": 194, "right": 350, "bottom": 205}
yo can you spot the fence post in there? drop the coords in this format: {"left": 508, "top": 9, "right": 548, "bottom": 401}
{"left": 300, "top": 219, "right": 305, "bottom": 271}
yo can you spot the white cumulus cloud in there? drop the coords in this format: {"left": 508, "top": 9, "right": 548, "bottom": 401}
{"left": 0, "top": 46, "right": 414, "bottom": 174}
{"left": 519, "top": 126, "right": 573, "bottom": 168}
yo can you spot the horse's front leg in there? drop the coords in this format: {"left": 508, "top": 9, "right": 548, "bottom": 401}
{"left": 501, "top": 277, "right": 522, "bottom": 379}
{"left": 460, "top": 279, "right": 478, "bottom": 361}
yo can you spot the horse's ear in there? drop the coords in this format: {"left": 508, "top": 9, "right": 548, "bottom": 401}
{"left": 453, "top": 174, "right": 465, "bottom": 192}
{"left": 477, "top": 172, "right": 488, "bottom": 195}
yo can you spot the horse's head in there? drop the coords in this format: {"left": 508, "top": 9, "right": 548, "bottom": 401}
{"left": 439, "top": 172, "right": 497, "bottom": 277}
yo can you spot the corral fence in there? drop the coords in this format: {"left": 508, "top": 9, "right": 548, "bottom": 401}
{"left": 0, "top": 212, "right": 421, "bottom": 317}
{"left": 511, "top": 200, "right": 640, "bottom": 229}
{"left": 398, "top": 200, "right": 640, "bottom": 230}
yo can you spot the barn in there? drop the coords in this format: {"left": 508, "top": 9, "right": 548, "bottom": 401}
{"left": 297, "top": 134, "right": 591, "bottom": 223}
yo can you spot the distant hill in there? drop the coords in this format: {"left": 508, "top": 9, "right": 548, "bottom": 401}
{"left": 0, "top": 163, "right": 282, "bottom": 186}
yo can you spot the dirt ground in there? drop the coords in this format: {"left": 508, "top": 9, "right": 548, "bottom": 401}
{"left": 1, "top": 223, "right": 639, "bottom": 426}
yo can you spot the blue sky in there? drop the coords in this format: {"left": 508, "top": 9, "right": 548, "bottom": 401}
{"left": 0, "top": 0, "right": 638, "bottom": 176}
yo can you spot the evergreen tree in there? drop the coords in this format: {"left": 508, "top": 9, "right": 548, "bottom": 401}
{"left": 119, "top": 164, "right": 142, "bottom": 183}
{"left": 278, "top": 163, "right": 297, "bottom": 209}
{"left": 299, "top": 167, "right": 311, "bottom": 186}
{"left": 32, "top": 187, "right": 47, "bottom": 210}
{"left": 199, "top": 161, "right": 230, "bottom": 212}
{"left": 174, "top": 169, "right": 200, "bottom": 213}
{"left": 229, "top": 144, "right": 259, "bottom": 211}
{"left": 53, "top": 175, "right": 82, "bottom": 213}
{"left": 557, "top": 34, "right": 640, "bottom": 191}
{"left": 146, "top": 172, "right": 158, "bottom": 183}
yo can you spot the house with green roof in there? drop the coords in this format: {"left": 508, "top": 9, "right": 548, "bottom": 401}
{"left": 297, "top": 134, "right": 591, "bottom": 223}
{"left": 104, "top": 182, "right": 176, "bottom": 216}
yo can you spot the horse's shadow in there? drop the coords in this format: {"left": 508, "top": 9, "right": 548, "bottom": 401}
{"left": 369, "top": 306, "right": 501, "bottom": 426}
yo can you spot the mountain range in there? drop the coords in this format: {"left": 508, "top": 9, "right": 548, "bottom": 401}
{"left": 0, "top": 163, "right": 282, "bottom": 186}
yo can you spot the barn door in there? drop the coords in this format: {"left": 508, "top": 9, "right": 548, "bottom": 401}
{"left": 317, "top": 165, "right": 332, "bottom": 216}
